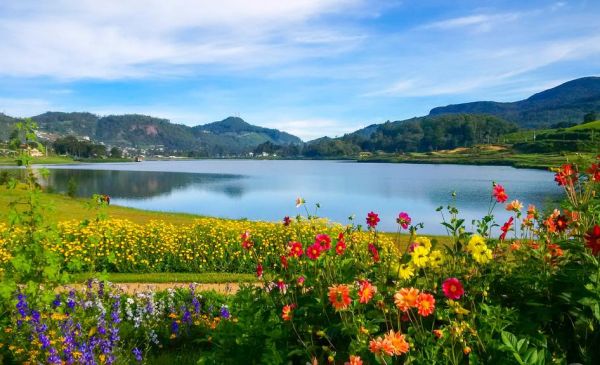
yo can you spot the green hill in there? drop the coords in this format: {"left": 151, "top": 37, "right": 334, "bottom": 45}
{"left": 430, "top": 77, "right": 600, "bottom": 129}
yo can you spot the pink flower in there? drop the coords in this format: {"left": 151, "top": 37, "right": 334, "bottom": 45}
{"left": 368, "top": 243, "right": 380, "bottom": 263}
{"left": 397, "top": 212, "right": 412, "bottom": 229}
{"left": 500, "top": 217, "right": 514, "bottom": 241}
{"left": 366, "top": 211, "right": 380, "bottom": 228}
{"left": 256, "top": 263, "right": 263, "bottom": 278}
{"left": 442, "top": 278, "right": 465, "bottom": 300}
{"left": 297, "top": 276, "right": 305, "bottom": 286}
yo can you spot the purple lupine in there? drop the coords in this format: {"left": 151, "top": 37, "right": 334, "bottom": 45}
{"left": 111, "top": 296, "right": 121, "bottom": 324}
{"left": 52, "top": 294, "right": 62, "bottom": 308}
{"left": 171, "top": 320, "right": 179, "bottom": 335}
{"left": 132, "top": 347, "right": 143, "bottom": 362}
{"left": 220, "top": 305, "right": 231, "bottom": 319}
{"left": 16, "top": 293, "right": 28, "bottom": 318}
{"left": 98, "top": 282, "right": 104, "bottom": 297}
{"left": 192, "top": 296, "right": 201, "bottom": 314}
{"left": 67, "top": 290, "right": 76, "bottom": 310}
{"left": 182, "top": 309, "right": 192, "bottom": 325}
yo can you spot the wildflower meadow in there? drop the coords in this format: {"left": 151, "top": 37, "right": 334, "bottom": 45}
{"left": 0, "top": 131, "right": 599, "bottom": 364}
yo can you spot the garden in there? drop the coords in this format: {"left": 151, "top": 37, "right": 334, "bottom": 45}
{"left": 0, "top": 130, "right": 599, "bottom": 364}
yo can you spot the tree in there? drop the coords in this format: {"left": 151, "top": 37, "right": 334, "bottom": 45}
{"left": 110, "top": 147, "right": 122, "bottom": 158}
{"left": 583, "top": 111, "right": 597, "bottom": 124}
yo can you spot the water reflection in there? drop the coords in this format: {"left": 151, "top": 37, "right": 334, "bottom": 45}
{"left": 44, "top": 169, "right": 246, "bottom": 199}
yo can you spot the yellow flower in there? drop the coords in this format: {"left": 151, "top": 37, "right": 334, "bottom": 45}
{"left": 466, "top": 234, "right": 486, "bottom": 252}
{"left": 413, "top": 236, "right": 432, "bottom": 250}
{"left": 471, "top": 245, "right": 493, "bottom": 264}
{"left": 398, "top": 264, "right": 415, "bottom": 280}
{"left": 410, "top": 245, "right": 429, "bottom": 268}
{"left": 428, "top": 250, "right": 444, "bottom": 269}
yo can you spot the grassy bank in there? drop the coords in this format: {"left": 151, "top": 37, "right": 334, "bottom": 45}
{"left": 358, "top": 149, "right": 594, "bottom": 169}
{"left": 0, "top": 155, "right": 76, "bottom": 165}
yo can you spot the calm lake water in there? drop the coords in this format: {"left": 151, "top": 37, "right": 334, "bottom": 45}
{"left": 31, "top": 160, "right": 561, "bottom": 234}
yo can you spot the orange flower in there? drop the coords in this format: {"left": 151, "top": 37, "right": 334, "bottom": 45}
{"left": 328, "top": 284, "right": 352, "bottom": 311}
{"left": 394, "top": 287, "right": 420, "bottom": 312}
{"left": 281, "top": 304, "right": 295, "bottom": 321}
{"left": 547, "top": 244, "right": 563, "bottom": 257}
{"left": 416, "top": 292, "right": 435, "bottom": 317}
{"left": 358, "top": 280, "right": 376, "bottom": 304}
{"left": 344, "top": 355, "right": 363, "bottom": 365}
{"left": 370, "top": 330, "right": 409, "bottom": 357}
{"left": 385, "top": 330, "right": 410, "bottom": 355}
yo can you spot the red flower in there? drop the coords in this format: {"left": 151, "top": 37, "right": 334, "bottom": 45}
{"left": 315, "top": 234, "right": 331, "bottom": 250}
{"left": 442, "top": 278, "right": 465, "bottom": 300}
{"left": 283, "top": 216, "right": 291, "bottom": 226}
{"left": 493, "top": 184, "right": 508, "bottom": 203}
{"left": 297, "top": 276, "right": 305, "bottom": 286}
{"left": 288, "top": 241, "right": 303, "bottom": 258}
{"left": 335, "top": 240, "right": 347, "bottom": 255}
{"left": 585, "top": 225, "right": 600, "bottom": 255}
{"left": 366, "top": 211, "right": 380, "bottom": 228}
{"left": 241, "top": 230, "right": 250, "bottom": 241}
{"left": 280, "top": 255, "right": 288, "bottom": 269}
{"left": 554, "top": 215, "right": 569, "bottom": 232}
{"left": 500, "top": 217, "right": 514, "bottom": 241}
{"left": 397, "top": 212, "right": 412, "bottom": 229}
{"left": 368, "top": 243, "right": 380, "bottom": 263}
{"left": 554, "top": 164, "right": 578, "bottom": 186}
{"left": 256, "top": 263, "right": 263, "bottom": 278}
{"left": 242, "top": 240, "right": 253, "bottom": 250}
{"left": 587, "top": 160, "right": 600, "bottom": 182}
{"left": 306, "top": 243, "right": 322, "bottom": 260}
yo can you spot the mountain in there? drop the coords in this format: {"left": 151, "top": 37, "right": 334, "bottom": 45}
{"left": 430, "top": 77, "right": 600, "bottom": 128}
{"left": 1, "top": 112, "right": 302, "bottom": 156}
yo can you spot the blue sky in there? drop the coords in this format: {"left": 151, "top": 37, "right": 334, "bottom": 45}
{"left": 0, "top": 0, "right": 599, "bottom": 140}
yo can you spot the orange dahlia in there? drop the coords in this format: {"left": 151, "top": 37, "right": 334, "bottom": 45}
{"left": 328, "top": 284, "right": 352, "bottom": 311}
{"left": 416, "top": 292, "right": 435, "bottom": 317}
{"left": 385, "top": 330, "right": 410, "bottom": 355}
{"left": 344, "top": 355, "right": 363, "bottom": 365}
{"left": 281, "top": 304, "right": 295, "bottom": 321}
{"left": 394, "top": 287, "right": 420, "bottom": 312}
{"left": 358, "top": 280, "right": 376, "bottom": 304}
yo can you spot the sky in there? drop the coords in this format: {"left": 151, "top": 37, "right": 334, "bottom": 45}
{"left": 0, "top": 0, "right": 599, "bottom": 141}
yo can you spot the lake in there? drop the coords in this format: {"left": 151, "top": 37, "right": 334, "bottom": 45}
{"left": 32, "top": 160, "right": 561, "bottom": 234}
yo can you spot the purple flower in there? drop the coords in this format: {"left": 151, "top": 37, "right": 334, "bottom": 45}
{"left": 171, "top": 320, "right": 179, "bottom": 334}
{"left": 52, "top": 294, "right": 61, "bottom": 308}
{"left": 132, "top": 347, "right": 143, "bottom": 362}
{"left": 192, "top": 296, "right": 201, "bottom": 314}
{"left": 220, "top": 305, "right": 231, "bottom": 319}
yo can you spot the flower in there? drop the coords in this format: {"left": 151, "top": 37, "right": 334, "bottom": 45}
{"left": 280, "top": 255, "right": 288, "bottom": 269}
{"left": 413, "top": 236, "right": 432, "bottom": 250}
{"left": 328, "top": 284, "right": 352, "bottom": 311}
{"left": 398, "top": 264, "right": 415, "bottom": 280}
{"left": 428, "top": 250, "right": 444, "bottom": 269}
{"left": 385, "top": 330, "right": 410, "bottom": 355}
{"left": 416, "top": 292, "right": 436, "bottom": 317}
{"left": 297, "top": 276, "right": 305, "bottom": 286}
{"left": 282, "top": 304, "right": 295, "bottom": 321}
{"left": 220, "top": 305, "right": 231, "bottom": 319}
{"left": 344, "top": 355, "right": 363, "bottom": 365}
{"left": 358, "top": 280, "right": 377, "bottom": 304}
{"left": 585, "top": 225, "right": 600, "bottom": 255}
{"left": 241, "top": 230, "right": 250, "bottom": 241}
{"left": 256, "top": 263, "right": 263, "bottom": 278}
{"left": 369, "top": 330, "right": 409, "bottom": 357}
{"left": 500, "top": 217, "right": 514, "bottom": 241}
{"left": 410, "top": 245, "right": 429, "bottom": 267}
{"left": 315, "top": 234, "right": 331, "bottom": 250}
{"left": 493, "top": 183, "right": 508, "bottom": 203}
{"left": 335, "top": 240, "right": 347, "bottom": 255}
{"left": 295, "top": 197, "right": 305, "bottom": 207}
{"left": 442, "top": 278, "right": 465, "bottom": 300}
{"left": 554, "top": 215, "right": 569, "bottom": 232}
{"left": 366, "top": 211, "right": 380, "bottom": 228}
{"left": 506, "top": 200, "right": 523, "bottom": 212}
{"left": 554, "top": 164, "right": 578, "bottom": 186}
{"left": 288, "top": 241, "right": 304, "bottom": 258}
{"left": 587, "top": 160, "right": 600, "bottom": 182}
{"left": 306, "top": 243, "right": 322, "bottom": 260}
{"left": 527, "top": 204, "right": 537, "bottom": 219}
{"left": 283, "top": 216, "right": 291, "bottom": 226}
{"left": 368, "top": 243, "right": 380, "bottom": 263}
{"left": 132, "top": 348, "right": 143, "bottom": 362}
{"left": 397, "top": 212, "right": 412, "bottom": 229}
{"left": 394, "top": 287, "right": 420, "bottom": 312}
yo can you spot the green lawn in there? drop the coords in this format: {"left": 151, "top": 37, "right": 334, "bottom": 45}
{"left": 0, "top": 155, "right": 75, "bottom": 165}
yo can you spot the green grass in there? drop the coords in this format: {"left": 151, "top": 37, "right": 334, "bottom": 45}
{"left": 0, "top": 155, "right": 75, "bottom": 165}
{"left": 0, "top": 186, "right": 205, "bottom": 225}
{"left": 568, "top": 120, "right": 600, "bottom": 131}
{"left": 69, "top": 272, "right": 256, "bottom": 283}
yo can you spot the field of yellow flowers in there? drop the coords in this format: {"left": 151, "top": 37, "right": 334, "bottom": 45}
{"left": 0, "top": 216, "right": 400, "bottom": 274}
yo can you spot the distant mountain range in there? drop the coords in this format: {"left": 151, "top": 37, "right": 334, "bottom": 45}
{"left": 429, "top": 76, "right": 600, "bottom": 129}
{"left": 0, "top": 113, "right": 301, "bottom": 156}
{"left": 1, "top": 76, "right": 599, "bottom": 156}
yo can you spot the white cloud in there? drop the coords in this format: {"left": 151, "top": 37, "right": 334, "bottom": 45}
{"left": 0, "top": 0, "right": 368, "bottom": 79}
{"left": 419, "top": 12, "right": 521, "bottom": 32}
{"left": 263, "top": 118, "right": 360, "bottom": 141}
{"left": 0, "top": 97, "right": 54, "bottom": 117}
